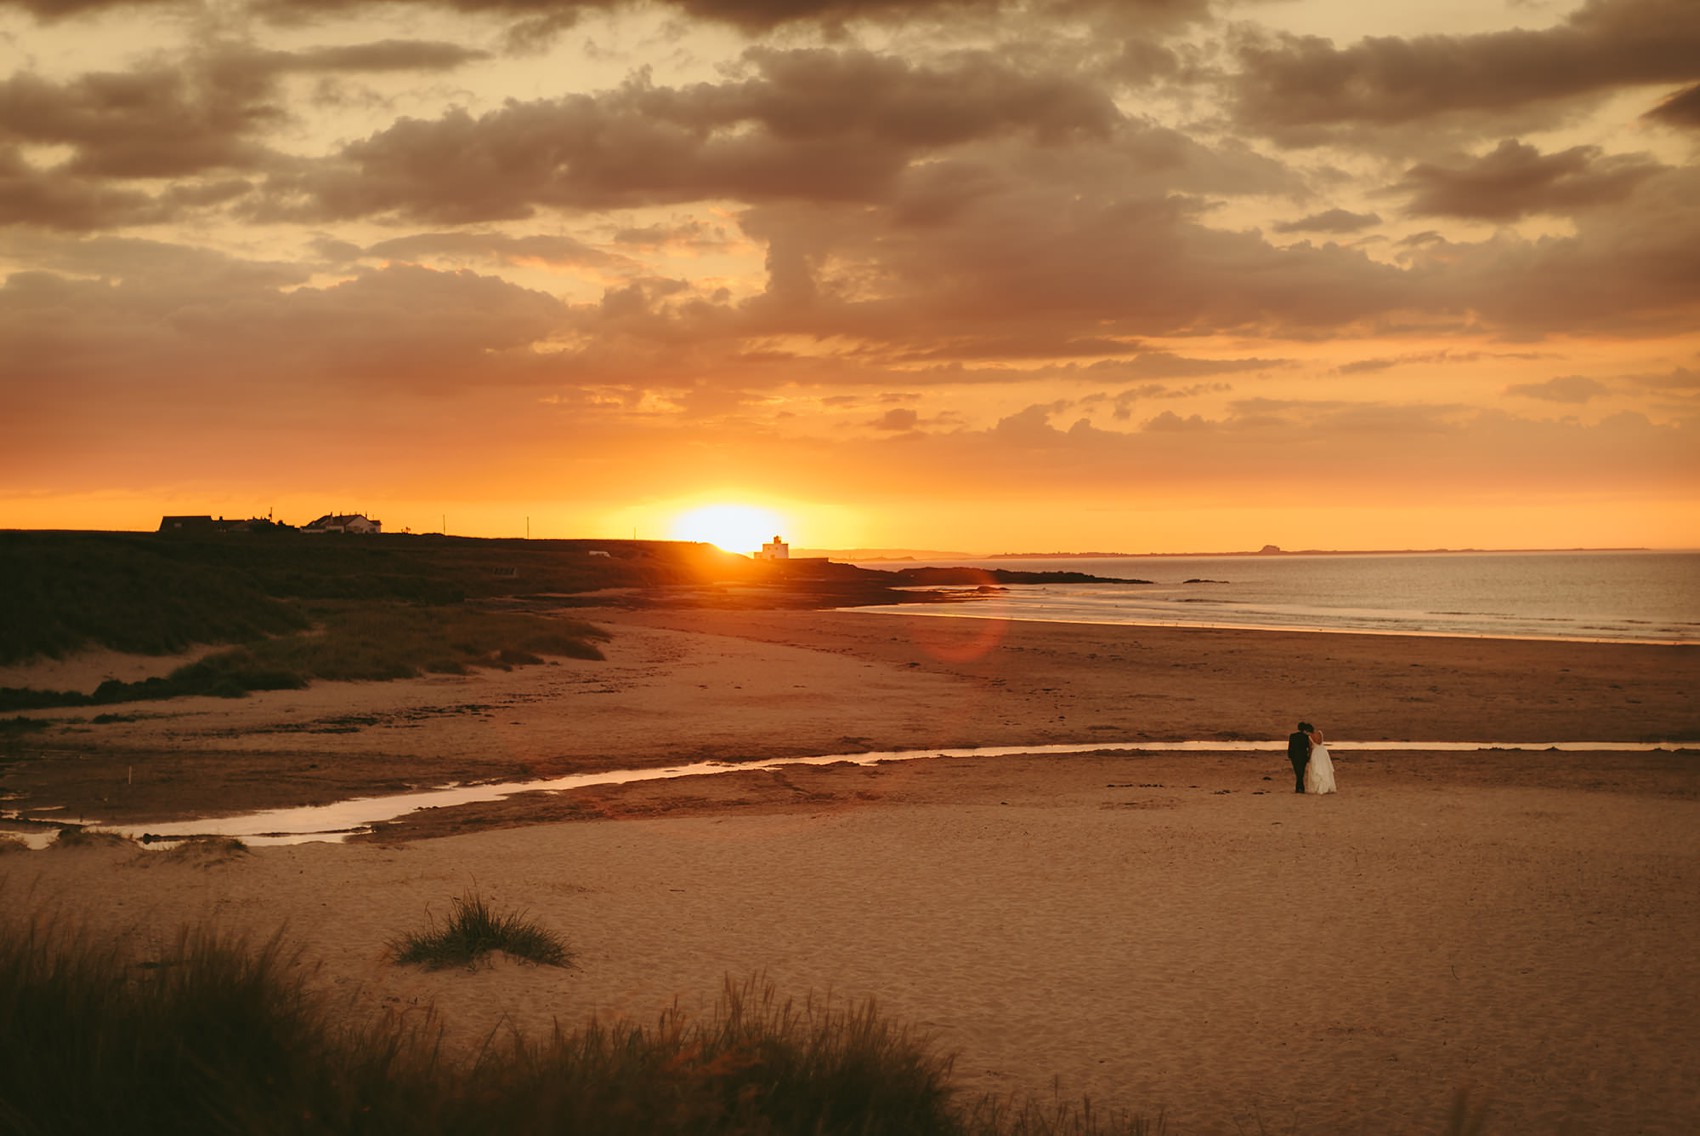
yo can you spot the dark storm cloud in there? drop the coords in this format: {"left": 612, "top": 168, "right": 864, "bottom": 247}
{"left": 1505, "top": 375, "right": 1609, "bottom": 403}
{"left": 1397, "top": 140, "right": 1663, "bottom": 221}
{"left": 1273, "top": 208, "right": 1379, "bottom": 234}
{"left": 1233, "top": 0, "right": 1700, "bottom": 135}
{"left": 266, "top": 48, "right": 1121, "bottom": 222}
{"left": 1643, "top": 83, "right": 1700, "bottom": 128}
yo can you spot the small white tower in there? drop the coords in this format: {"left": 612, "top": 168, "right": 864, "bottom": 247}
{"left": 756, "top": 535, "right": 790, "bottom": 561}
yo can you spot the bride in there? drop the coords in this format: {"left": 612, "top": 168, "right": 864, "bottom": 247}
{"left": 1304, "top": 725, "right": 1337, "bottom": 795}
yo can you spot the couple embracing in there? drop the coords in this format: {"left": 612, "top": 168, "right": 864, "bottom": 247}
{"left": 1287, "top": 722, "right": 1337, "bottom": 795}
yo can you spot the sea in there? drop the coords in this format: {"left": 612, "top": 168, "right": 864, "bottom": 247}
{"left": 846, "top": 549, "right": 1700, "bottom": 645}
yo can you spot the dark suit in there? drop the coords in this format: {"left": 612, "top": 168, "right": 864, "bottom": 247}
{"left": 1287, "top": 731, "right": 1311, "bottom": 793}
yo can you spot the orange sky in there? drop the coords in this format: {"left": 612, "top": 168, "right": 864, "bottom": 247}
{"left": 2, "top": 0, "right": 1697, "bottom": 553}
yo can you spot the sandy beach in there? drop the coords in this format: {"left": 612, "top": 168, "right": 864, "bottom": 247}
{"left": 4, "top": 608, "right": 1698, "bottom": 1133}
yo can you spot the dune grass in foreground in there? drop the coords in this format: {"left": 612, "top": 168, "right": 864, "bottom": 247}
{"left": 0, "top": 913, "right": 1161, "bottom": 1135}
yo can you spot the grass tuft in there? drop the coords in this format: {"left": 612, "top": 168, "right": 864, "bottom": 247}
{"left": 50, "top": 827, "right": 135, "bottom": 850}
{"left": 161, "top": 836, "right": 251, "bottom": 865}
{"left": 392, "top": 892, "right": 572, "bottom": 970}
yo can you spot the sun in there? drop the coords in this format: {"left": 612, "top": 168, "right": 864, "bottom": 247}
{"left": 667, "top": 504, "right": 789, "bottom": 554}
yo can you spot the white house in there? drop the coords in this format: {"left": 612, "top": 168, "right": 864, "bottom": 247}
{"left": 302, "top": 513, "right": 382, "bottom": 534}
{"left": 755, "top": 535, "right": 790, "bottom": 561}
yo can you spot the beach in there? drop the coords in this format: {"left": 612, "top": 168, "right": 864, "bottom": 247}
{"left": 3, "top": 609, "right": 1698, "bottom": 1133}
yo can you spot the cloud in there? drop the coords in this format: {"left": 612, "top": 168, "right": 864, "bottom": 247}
{"left": 1397, "top": 140, "right": 1663, "bottom": 221}
{"left": 0, "top": 65, "right": 281, "bottom": 179}
{"left": 0, "top": 241, "right": 568, "bottom": 406}
{"left": 1273, "top": 208, "right": 1380, "bottom": 234}
{"left": 0, "top": 149, "right": 197, "bottom": 230}
{"left": 263, "top": 47, "right": 1122, "bottom": 224}
{"left": 0, "top": 39, "right": 491, "bottom": 232}
{"left": 847, "top": 398, "right": 1697, "bottom": 511}
{"left": 1417, "top": 164, "right": 1700, "bottom": 335}
{"left": 612, "top": 219, "right": 735, "bottom": 251}
{"left": 285, "top": 40, "right": 492, "bottom": 72}
{"left": 365, "top": 231, "right": 621, "bottom": 269}
{"left": 1505, "top": 375, "right": 1609, "bottom": 403}
{"left": 1140, "top": 409, "right": 1213, "bottom": 432}
{"left": 1110, "top": 353, "right": 1278, "bottom": 379}
{"left": 1643, "top": 82, "right": 1700, "bottom": 128}
{"left": 1, "top": 0, "right": 177, "bottom": 17}
{"left": 1336, "top": 349, "right": 1548, "bottom": 375}
{"left": 1233, "top": 0, "right": 1700, "bottom": 136}
{"left": 1632, "top": 366, "right": 1700, "bottom": 390}
{"left": 870, "top": 407, "right": 919, "bottom": 431}
{"left": 1108, "top": 381, "right": 1231, "bottom": 420}
{"left": 0, "top": 0, "right": 1208, "bottom": 35}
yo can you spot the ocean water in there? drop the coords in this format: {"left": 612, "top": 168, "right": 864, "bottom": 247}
{"left": 848, "top": 550, "right": 1700, "bottom": 644}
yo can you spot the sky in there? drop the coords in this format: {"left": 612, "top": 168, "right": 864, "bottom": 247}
{"left": 1, "top": 0, "right": 1697, "bottom": 554}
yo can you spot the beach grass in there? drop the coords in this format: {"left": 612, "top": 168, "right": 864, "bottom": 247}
{"left": 49, "top": 827, "right": 136, "bottom": 851}
{"left": 392, "top": 891, "right": 572, "bottom": 970}
{"left": 1, "top": 603, "right": 611, "bottom": 711}
{"left": 161, "top": 835, "right": 251, "bottom": 865}
{"left": 0, "top": 916, "right": 432, "bottom": 1133}
{"left": 0, "top": 911, "right": 1167, "bottom": 1135}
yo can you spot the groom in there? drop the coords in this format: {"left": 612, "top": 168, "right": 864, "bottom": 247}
{"left": 1287, "top": 721, "right": 1314, "bottom": 793}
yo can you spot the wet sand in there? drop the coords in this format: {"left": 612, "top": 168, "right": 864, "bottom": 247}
{"left": 3, "top": 609, "right": 1698, "bottom": 1133}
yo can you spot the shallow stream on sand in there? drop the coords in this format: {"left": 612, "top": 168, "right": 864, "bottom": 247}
{"left": 3, "top": 739, "right": 1687, "bottom": 849}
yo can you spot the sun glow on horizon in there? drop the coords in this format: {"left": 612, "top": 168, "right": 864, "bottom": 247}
{"left": 667, "top": 503, "right": 791, "bottom": 554}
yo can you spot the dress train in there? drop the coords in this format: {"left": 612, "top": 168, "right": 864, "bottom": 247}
{"left": 1305, "top": 743, "right": 1337, "bottom": 795}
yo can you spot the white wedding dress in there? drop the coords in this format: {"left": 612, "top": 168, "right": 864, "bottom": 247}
{"left": 1305, "top": 742, "right": 1337, "bottom": 795}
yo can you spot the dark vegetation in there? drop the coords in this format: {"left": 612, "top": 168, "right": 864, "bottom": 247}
{"left": 0, "top": 530, "right": 749, "bottom": 708}
{"left": 392, "top": 892, "right": 571, "bottom": 970}
{"left": 0, "top": 911, "right": 1162, "bottom": 1135}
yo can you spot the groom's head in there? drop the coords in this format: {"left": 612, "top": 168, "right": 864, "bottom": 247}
{"left": 1298, "top": 721, "right": 1313, "bottom": 732}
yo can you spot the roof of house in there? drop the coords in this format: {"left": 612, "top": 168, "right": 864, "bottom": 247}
{"left": 304, "top": 514, "right": 377, "bottom": 526}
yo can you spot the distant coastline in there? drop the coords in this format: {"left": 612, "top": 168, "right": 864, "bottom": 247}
{"left": 828, "top": 546, "right": 1654, "bottom": 561}
{"left": 983, "top": 546, "right": 1653, "bottom": 559}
